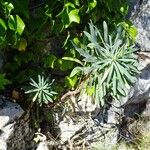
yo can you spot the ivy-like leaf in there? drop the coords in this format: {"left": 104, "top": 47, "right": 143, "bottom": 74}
{"left": 8, "top": 15, "right": 25, "bottom": 35}
{"left": 0, "top": 74, "right": 11, "bottom": 90}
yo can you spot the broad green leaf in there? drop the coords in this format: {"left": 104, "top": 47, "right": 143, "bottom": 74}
{"left": 16, "top": 15, "right": 25, "bottom": 35}
{"left": 8, "top": 15, "right": 25, "bottom": 35}
{"left": 0, "top": 18, "right": 7, "bottom": 31}
{"left": 44, "top": 55, "right": 57, "bottom": 69}
{"left": 88, "top": 0, "right": 97, "bottom": 11}
{"left": 59, "top": 10, "right": 70, "bottom": 28}
{"left": 128, "top": 26, "right": 138, "bottom": 41}
{"left": 68, "top": 9, "right": 80, "bottom": 24}
{"left": 73, "top": 37, "right": 81, "bottom": 46}
{"left": 58, "top": 2, "right": 79, "bottom": 28}
{"left": 0, "top": 19, "right": 7, "bottom": 36}
{"left": 65, "top": 76, "right": 78, "bottom": 88}
{"left": 70, "top": 67, "right": 82, "bottom": 77}
{"left": 58, "top": 59, "right": 74, "bottom": 71}
{"left": 0, "top": 74, "right": 11, "bottom": 90}
{"left": 4, "top": 2, "right": 14, "bottom": 13}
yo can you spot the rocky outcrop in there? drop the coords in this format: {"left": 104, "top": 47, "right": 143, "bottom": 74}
{"left": 0, "top": 100, "right": 35, "bottom": 150}
{"left": 122, "top": 52, "right": 150, "bottom": 106}
{"left": 53, "top": 97, "right": 122, "bottom": 149}
{"left": 128, "top": 0, "right": 150, "bottom": 51}
{"left": 51, "top": 52, "right": 150, "bottom": 149}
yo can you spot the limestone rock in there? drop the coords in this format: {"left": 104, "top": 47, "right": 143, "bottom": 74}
{"left": 54, "top": 92, "right": 122, "bottom": 150}
{"left": 0, "top": 100, "right": 35, "bottom": 150}
{"left": 128, "top": 0, "right": 150, "bottom": 51}
{"left": 0, "top": 100, "right": 24, "bottom": 129}
{"left": 36, "top": 142, "right": 49, "bottom": 150}
{"left": 123, "top": 62, "right": 150, "bottom": 106}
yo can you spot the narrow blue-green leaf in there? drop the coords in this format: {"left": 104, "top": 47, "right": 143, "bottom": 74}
{"left": 103, "top": 21, "right": 108, "bottom": 43}
{"left": 107, "top": 63, "right": 114, "bottom": 83}
{"left": 112, "top": 72, "right": 117, "bottom": 96}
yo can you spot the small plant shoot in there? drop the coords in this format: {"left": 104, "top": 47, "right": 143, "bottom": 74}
{"left": 26, "top": 75, "right": 57, "bottom": 106}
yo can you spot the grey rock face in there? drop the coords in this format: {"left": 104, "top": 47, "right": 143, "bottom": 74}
{"left": 54, "top": 93, "right": 122, "bottom": 149}
{"left": 0, "top": 101, "right": 24, "bottom": 129}
{"left": 120, "top": 99, "right": 150, "bottom": 143}
{"left": 123, "top": 52, "right": 150, "bottom": 106}
{"left": 0, "top": 101, "right": 35, "bottom": 150}
{"left": 36, "top": 142, "right": 49, "bottom": 150}
{"left": 128, "top": 0, "right": 150, "bottom": 51}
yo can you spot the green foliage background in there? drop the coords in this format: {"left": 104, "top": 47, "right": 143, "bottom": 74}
{"left": 0, "top": 0, "right": 138, "bottom": 104}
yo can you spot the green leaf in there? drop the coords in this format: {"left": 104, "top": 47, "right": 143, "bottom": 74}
{"left": 16, "top": 15, "right": 25, "bottom": 35}
{"left": 58, "top": 59, "right": 74, "bottom": 71}
{"left": 15, "top": 38, "right": 27, "bottom": 51}
{"left": 4, "top": 2, "right": 14, "bottom": 14}
{"left": 0, "top": 19, "right": 6, "bottom": 38}
{"left": 0, "top": 74, "right": 11, "bottom": 90}
{"left": 103, "top": 21, "right": 108, "bottom": 43}
{"left": 117, "top": 86, "right": 126, "bottom": 96}
{"left": 65, "top": 76, "right": 78, "bottom": 88}
{"left": 73, "top": 37, "right": 82, "bottom": 46}
{"left": 0, "top": 18, "right": 7, "bottom": 32}
{"left": 128, "top": 26, "right": 138, "bottom": 41}
{"left": 44, "top": 55, "right": 57, "bottom": 69}
{"left": 112, "top": 72, "right": 117, "bottom": 96}
{"left": 86, "top": 86, "right": 95, "bottom": 96}
{"left": 88, "top": 0, "right": 97, "bottom": 11}
{"left": 107, "top": 63, "right": 114, "bottom": 83}
{"left": 58, "top": 2, "right": 80, "bottom": 28}
{"left": 8, "top": 15, "right": 16, "bottom": 31}
{"left": 68, "top": 9, "right": 80, "bottom": 24}
{"left": 8, "top": 15, "right": 25, "bottom": 35}
{"left": 70, "top": 67, "right": 82, "bottom": 77}
{"left": 62, "top": 57, "right": 83, "bottom": 65}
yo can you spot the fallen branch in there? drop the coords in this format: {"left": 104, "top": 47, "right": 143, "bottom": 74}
{"left": 60, "top": 75, "right": 90, "bottom": 102}
{"left": 60, "top": 89, "right": 80, "bottom": 102}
